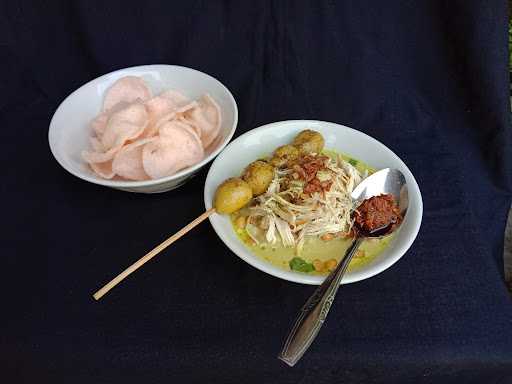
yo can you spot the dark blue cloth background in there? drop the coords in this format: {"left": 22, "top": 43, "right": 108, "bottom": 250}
{"left": 1, "top": 1, "right": 512, "bottom": 383}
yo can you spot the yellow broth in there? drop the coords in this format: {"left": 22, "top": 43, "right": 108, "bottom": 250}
{"left": 233, "top": 226, "right": 393, "bottom": 274}
{"left": 232, "top": 150, "right": 390, "bottom": 275}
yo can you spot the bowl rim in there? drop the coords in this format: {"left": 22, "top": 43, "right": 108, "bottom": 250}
{"left": 204, "top": 120, "right": 423, "bottom": 285}
{"left": 48, "top": 64, "right": 238, "bottom": 188}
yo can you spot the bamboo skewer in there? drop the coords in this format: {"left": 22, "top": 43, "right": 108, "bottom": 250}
{"left": 93, "top": 208, "right": 216, "bottom": 300}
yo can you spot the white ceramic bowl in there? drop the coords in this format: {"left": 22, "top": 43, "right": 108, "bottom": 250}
{"left": 49, "top": 65, "right": 238, "bottom": 193}
{"left": 204, "top": 120, "right": 423, "bottom": 285}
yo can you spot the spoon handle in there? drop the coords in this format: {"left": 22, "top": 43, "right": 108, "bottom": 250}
{"left": 278, "top": 237, "right": 363, "bottom": 367}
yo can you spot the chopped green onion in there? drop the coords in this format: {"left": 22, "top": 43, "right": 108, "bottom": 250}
{"left": 348, "top": 158, "right": 358, "bottom": 166}
{"left": 289, "top": 257, "right": 315, "bottom": 273}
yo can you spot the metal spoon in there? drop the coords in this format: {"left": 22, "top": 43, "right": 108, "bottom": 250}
{"left": 278, "top": 168, "right": 408, "bottom": 366}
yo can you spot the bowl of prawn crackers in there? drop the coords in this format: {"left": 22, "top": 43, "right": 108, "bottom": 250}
{"left": 49, "top": 65, "right": 237, "bottom": 193}
{"left": 204, "top": 120, "right": 423, "bottom": 284}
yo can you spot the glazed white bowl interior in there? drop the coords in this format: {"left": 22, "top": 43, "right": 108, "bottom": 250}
{"left": 204, "top": 120, "right": 423, "bottom": 285}
{"left": 49, "top": 64, "right": 237, "bottom": 192}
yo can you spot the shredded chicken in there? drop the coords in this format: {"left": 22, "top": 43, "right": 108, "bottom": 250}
{"left": 246, "top": 153, "right": 364, "bottom": 254}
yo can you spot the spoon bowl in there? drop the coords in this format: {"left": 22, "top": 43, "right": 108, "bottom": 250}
{"left": 351, "top": 168, "right": 408, "bottom": 238}
{"left": 351, "top": 168, "right": 408, "bottom": 216}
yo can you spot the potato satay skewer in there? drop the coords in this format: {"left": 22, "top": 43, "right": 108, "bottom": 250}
{"left": 92, "top": 177, "right": 254, "bottom": 300}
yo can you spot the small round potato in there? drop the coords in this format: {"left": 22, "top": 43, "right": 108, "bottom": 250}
{"left": 242, "top": 160, "right": 274, "bottom": 196}
{"left": 270, "top": 145, "right": 299, "bottom": 168}
{"left": 292, "top": 129, "right": 325, "bottom": 154}
{"left": 214, "top": 178, "right": 253, "bottom": 214}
